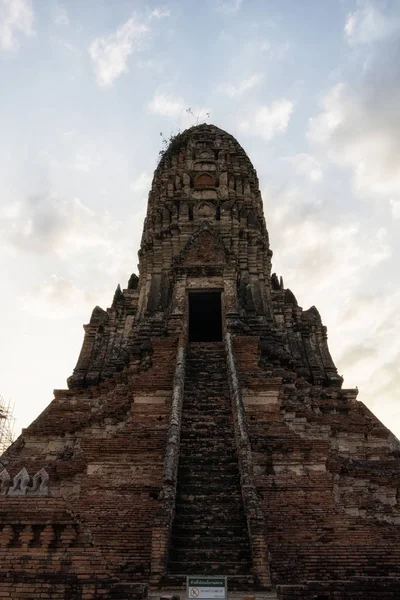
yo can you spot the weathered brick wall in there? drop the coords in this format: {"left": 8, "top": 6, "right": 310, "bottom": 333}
{"left": 277, "top": 580, "right": 400, "bottom": 599}
{"left": 0, "top": 338, "right": 177, "bottom": 597}
{"left": 233, "top": 336, "right": 400, "bottom": 586}
{"left": 0, "top": 498, "right": 147, "bottom": 599}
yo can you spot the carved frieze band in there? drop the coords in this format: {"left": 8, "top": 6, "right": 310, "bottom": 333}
{"left": 0, "top": 467, "right": 50, "bottom": 496}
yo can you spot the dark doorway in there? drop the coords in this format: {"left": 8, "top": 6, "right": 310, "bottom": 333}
{"left": 189, "top": 292, "right": 222, "bottom": 342}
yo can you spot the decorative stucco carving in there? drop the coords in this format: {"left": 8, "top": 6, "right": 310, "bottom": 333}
{"left": 1, "top": 467, "right": 50, "bottom": 496}
{"left": 31, "top": 468, "right": 50, "bottom": 496}
{"left": 0, "top": 468, "right": 10, "bottom": 495}
{"left": 8, "top": 467, "right": 30, "bottom": 496}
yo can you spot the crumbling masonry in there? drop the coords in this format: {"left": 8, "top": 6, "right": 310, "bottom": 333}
{"left": 1, "top": 124, "right": 400, "bottom": 599}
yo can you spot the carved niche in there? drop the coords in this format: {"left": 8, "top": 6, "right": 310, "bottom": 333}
{"left": 196, "top": 202, "right": 215, "bottom": 219}
{"left": 194, "top": 173, "right": 216, "bottom": 188}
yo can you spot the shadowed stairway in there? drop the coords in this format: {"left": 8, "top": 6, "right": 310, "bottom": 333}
{"left": 167, "top": 342, "right": 254, "bottom": 587}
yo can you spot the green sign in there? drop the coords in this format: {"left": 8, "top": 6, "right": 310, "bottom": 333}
{"left": 187, "top": 576, "right": 227, "bottom": 600}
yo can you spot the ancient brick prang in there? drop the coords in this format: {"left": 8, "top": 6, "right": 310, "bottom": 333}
{"left": 1, "top": 124, "right": 400, "bottom": 598}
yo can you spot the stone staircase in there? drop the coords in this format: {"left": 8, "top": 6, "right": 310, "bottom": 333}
{"left": 166, "top": 342, "right": 254, "bottom": 588}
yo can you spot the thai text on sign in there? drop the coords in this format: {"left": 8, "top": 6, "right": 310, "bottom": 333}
{"left": 187, "top": 577, "right": 227, "bottom": 600}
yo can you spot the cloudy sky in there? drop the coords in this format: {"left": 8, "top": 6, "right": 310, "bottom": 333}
{"left": 1, "top": 0, "right": 399, "bottom": 440}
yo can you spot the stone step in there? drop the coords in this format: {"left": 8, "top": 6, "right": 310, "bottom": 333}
{"left": 180, "top": 434, "right": 234, "bottom": 441}
{"left": 185, "top": 363, "right": 227, "bottom": 368}
{"left": 182, "top": 396, "right": 230, "bottom": 402}
{"left": 177, "top": 470, "right": 240, "bottom": 480}
{"left": 171, "top": 534, "right": 250, "bottom": 548}
{"left": 177, "top": 491, "right": 242, "bottom": 500}
{"left": 177, "top": 473, "right": 240, "bottom": 484}
{"left": 177, "top": 476, "right": 241, "bottom": 488}
{"left": 178, "top": 452, "right": 239, "bottom": 460}
{"left": 185, "top": 375, "right": 228, "bottom": 380}
{"left": 184, "top": 390, "right": 228, "bottom": 394}
{"left": 186, "top": 354, "right": 226, "bottom": 358}
{"left": 172, "top": 523, "right": 249, "bottom": 536}
{"left": 185, "top": 368, "right": 227, "bottom": 372}
{"left": 177, "top": 462, "right": 240, "bottom": 474}
{"left": 178, "top": 455, "right": 238, "bottom": 466}
{"left": 185, "top": 380, "right": 228, "bottom": 384}
{"left": 182, "top": 404, "right": 230, "bottom": 410}
{"left": 184, "top": 390, "right": 229, "bottom": 395}
{"left": 172, "top": 517, "right": 248, "bottom": 531}
{"left": 179, "top": 444, "right": 237, "bottom": 454}
{"left": 168, "top": 561, "right": 252, "bottom": 575}
{"left": 181, "top": 400, "right": 230, "bottom": 406}
{"left": 180, "top": 419, "right": 232, "bottom": 426}
{"left": 185, "top": 376, "right": 227, "bottom": 380}
{"left": 177, "top": 482, "right": 240, "bottom": 494}
{"left": 178, "top": 454, "right": 237, "bottom": 462}
{"left": 173, "top": 503, "right": 247, "bottom": 517}
{"left": 180, "top": 434, "right": 233, "bottom": 440}
{"left": 184, "top": 392, "right": 231, "bottom": 396}
{"left": 181, "top": 421, "right": 232, "bottom": 428}
{"left": 178, "top": 463, "right": 240, "bottom": 473}
{"left": 180, "top": 437, "right": 236, "bottom": 446}
{"left": 184, "top": 382, "right": 229, "bottom": 386}
{"left": 173, "top": 506, "right": 245, "bottom": 518}
{"left": 169, "top": 548, "right": 252, "bottom": 563}
{"left": 185, "top": 360, "right": 226, "bottom": 365}
{"left": 181, "top": 414, "right": 231, "bottom": 420}
{"left": 183, "top": 390, "right": 229, "bottom": 395}
{"left": 187, "top": 344, "right": 225, "bottom": 351}
{"left": 180, "top": 433, "right": 234, "bottom": 441}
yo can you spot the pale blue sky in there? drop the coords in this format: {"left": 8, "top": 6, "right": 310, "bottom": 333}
{"left": 1, "top": 0, "right": 400, "bottom": 438}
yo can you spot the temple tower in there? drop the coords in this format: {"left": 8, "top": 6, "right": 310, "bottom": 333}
{"left": 69, "top": 124, "right": 274, "bottom": 387}
{"left": 1, "top": 125, "right": 400, "bottom": 600}
{"left": 68, "top": 124, "right": 339, "bottom": 390}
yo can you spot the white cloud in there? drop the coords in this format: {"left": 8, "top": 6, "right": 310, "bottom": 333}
{"left": 216, "top": 0, "right": 243, "bottom": 14}
{"left": 259, "top": 39, "right": 290, "bottom": 62}
{"left": 1, "top": 194, "right": 116, "bottom": 256}
{"left": 74, "top": 151, "right": 100, "bottom": 173}
{"left": 283, "top": 153, "right": 323, "bottom": 182}
{"left": 390, "top": 198, "right": 400, "bottom": 219}
{"left": 131, "top": 171, "right": 152, "bottom": 193}
{"left": 266, "top": 182, "right": 391, "bottom": 300}
{"left": 334, "top": 290, "right": 400, "bottom": 412}
{"left": 148, "top": 7, "right": 170, "bottom": 20}
{"left": 309, "top": 14, "right": 400, "bottom": 206}
{"left": 20, "top": 275, "right": 97, "bottom": 319}
{"left": 308, "top": 76, "right": 400, "bottom": 199}
{"left": 88, "top": 16, "right": 148, "bottom": 87}
{"left": 239, "top": 98, "right": 294, "bottom": 140}
{"left": 339, "top": 342, "right": 377, "bottom": 369}
{"left": 362, "top": 351, "right": 400, "bottom": 429}
{"left": 345, "top": 1, "right": 400, "bottom": 46}
{"left": 148, "top": 92, "right": 185, "bottom": 117}
{"left": 147, "top": 96, "right": 212, "bottom": 130}
{"left": 276, "top": 218, "right": 389, "bottom": 289}
{"left": 265, "top": 181, "right": 397, "bottom": 431}
{"left": 55, "top": 7, "right": 69, "bottom": 26}
{"left": 0, "top": 0, "right": 33, "bottom": 51}
{"left": 260, "top": 41, "right": 270, "bottom": 52}
{"left": 219, "top": 73, "right": 263, "bottom": 98}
